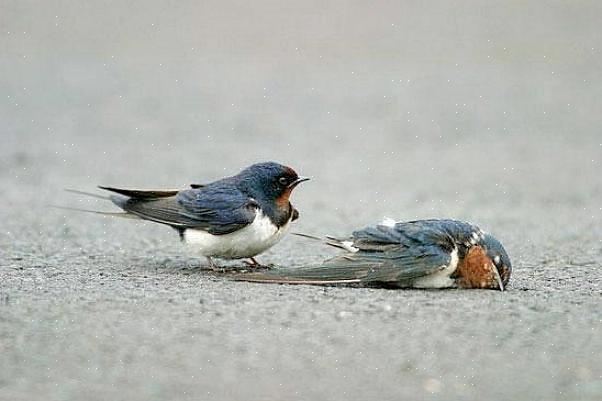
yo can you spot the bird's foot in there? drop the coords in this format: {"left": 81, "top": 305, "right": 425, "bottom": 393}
{"left": 243, "top": 257, "right": 273, "bottom": 269}
{"left": 206, "top": 257, "right": 224, "bottom": 272}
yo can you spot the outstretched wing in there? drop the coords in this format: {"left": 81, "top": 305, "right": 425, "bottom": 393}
{"left": 236, "top": 246, "right": 452, "bottom": 286}
{"left": 236, "top": 221, "right": 456, "bottom": 286}
{"left": 100, "top": 186, "right": 257, "bottom": 235}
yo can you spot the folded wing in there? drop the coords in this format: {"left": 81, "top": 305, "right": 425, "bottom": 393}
{"left": 100, "top": 186, "right": 257, "bottom": 235}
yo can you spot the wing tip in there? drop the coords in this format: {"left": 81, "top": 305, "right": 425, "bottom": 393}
{"left": 97, "top": 186, "right": 180, "bottom": 199}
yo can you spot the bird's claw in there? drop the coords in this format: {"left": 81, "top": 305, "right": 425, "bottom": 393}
{"left": 243, "top": 258, "right": 274, "bottom": 269}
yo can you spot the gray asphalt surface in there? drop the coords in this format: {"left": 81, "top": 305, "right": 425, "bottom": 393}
{"left": 1, "top": 1, "right": 601, "bottom": 400}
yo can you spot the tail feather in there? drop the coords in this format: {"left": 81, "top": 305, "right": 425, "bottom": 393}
{"left": 292, "top": 232, "right": 354, "bottom": 251}
{"left": 291, "top": 232, "right": 322, "bottom": 241}
{"left": 49, "top": 205, "right": 139, "bottom": 219}
{"left": 324, "top": 240, "right": 352, "bottom": 251}
{"left": 56, "top": 188, "right": 140, "bottom": 218}
{"left": 65, "top": 188, "right": 110, "bottom": 200}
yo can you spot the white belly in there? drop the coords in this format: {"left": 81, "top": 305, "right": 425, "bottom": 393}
{"left": 183, "top": 210, "right": 291, "bottom": 259}
{"left": 411, "top": 248, "right": 459, "bottom": 289}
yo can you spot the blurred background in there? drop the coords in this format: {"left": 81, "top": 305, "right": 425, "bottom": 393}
{"left": 1, "top": 1, "right": 601, "bottom": 400}
{"left": 2, "top": 0, "right": 601, "bottom": 228}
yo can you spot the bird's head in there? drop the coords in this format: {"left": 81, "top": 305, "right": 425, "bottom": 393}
{"left": 238, "top": 162, "right": 309, "bottom": 205}
{"left": 481, "top": 233, "right": 512, "bottom": 291}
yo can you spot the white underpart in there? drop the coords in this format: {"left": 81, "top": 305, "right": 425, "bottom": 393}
{"left": 183, "top": 210, "right": 291, "bottom": 259}
{"left": 412, "top": 248, "right": 459, "bottom": 289}
{"left": 341, "top": 241, "right": 359, "bottom": 253}
{"left": 380, "top": 217, "right": 396, "bottom": 228}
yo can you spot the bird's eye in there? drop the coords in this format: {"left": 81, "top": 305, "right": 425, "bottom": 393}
{"left": 278, "top": 177, "right": 288, "bottom": 186}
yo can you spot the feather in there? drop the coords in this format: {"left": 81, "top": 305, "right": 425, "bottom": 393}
{"left": 64, "top": 188, "right": 110, "bottom": 200}
{"left": 49, "top": 205, "right": 139, "bottom": 219}
{"left": 234, "top": 245, "right": 451, "bottom": 287}
{"left": 291, "top": 232, "right": 323, "bottom": 241}
{"left": 234, "top": 220, "right": 465, "bottom": 287}
{"left": 98, "top": 186, "right": 180, "bottom": 199}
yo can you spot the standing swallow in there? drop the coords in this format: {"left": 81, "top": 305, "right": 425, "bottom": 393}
{"left": 235, "top": 219, "right": 512, "bottom": 290}
{"left": 65, "top": 162, "right": 309, "bottom": 269}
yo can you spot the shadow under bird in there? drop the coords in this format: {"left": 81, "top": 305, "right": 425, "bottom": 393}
{"left": 63, "top": 162, "right": 309, "bottom": 269}
{"left": 235, "top": 219, "right": 512, "bottom": 290}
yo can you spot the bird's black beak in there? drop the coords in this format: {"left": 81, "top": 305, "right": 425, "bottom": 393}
{"left": 492, "top": 265, "right": 505, "bottom": 292}
{"left": 288, "top": 177, "right": 310, "bottom": 188}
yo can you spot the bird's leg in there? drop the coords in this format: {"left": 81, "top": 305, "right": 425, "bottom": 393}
{"left": 206, "top": 256, "right": 221, "bottom": 271}
{"left": 244, "top": 257, "right": 260, "bottom": 267}
{"left": 244, "top": 257, "right": 272, "bottom": 269}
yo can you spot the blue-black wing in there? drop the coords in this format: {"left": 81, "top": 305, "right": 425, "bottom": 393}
{"left": 101, "top": 186, "right": 257, "bottom": 235}
{"left": 352, "top": 219, "right": 480, "bottom": 251}
{"left": 236, "top": 220, "right": 459, "bottom": 286}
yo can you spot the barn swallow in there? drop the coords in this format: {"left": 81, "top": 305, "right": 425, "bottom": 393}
{"left": 235, "top": 218, "right": 512, "bottom": 290}
{"left": 63, "top": 162, "right": 309, "bottom": 269}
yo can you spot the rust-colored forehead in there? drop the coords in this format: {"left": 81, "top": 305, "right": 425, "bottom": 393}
{"left": 283, "top": 166, "right": 298, "bottom": 177}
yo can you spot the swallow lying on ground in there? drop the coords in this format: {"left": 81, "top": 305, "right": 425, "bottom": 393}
{"left": 234, "top": 218, "right": 511, "bottom": 290}
{"left": 63, "top": 162, "right": 309, "bottom": 269}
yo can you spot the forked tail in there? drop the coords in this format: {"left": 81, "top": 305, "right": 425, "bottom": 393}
{"left": 50, "top": 188, "right": 139, "bottom": 219}
{"left": 292, "top": 232, "right": 359, "bottom": 252}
